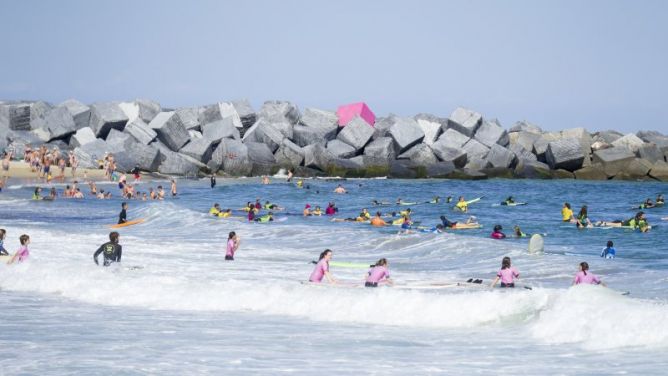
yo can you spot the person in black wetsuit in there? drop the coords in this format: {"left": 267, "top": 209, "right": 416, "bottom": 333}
{"left": 210, "top": 174, "right": 216, "bottom": 189}
{"left": 118, "top": 202, "right": 128, "bottom": 224}
{"left": 94, "top": 231, "right": 122, "bottom": 266}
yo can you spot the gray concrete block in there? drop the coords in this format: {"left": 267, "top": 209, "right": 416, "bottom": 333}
{"left": 59, "top": 99, "right": 91, "bottom": 130}
{"left": 303, "top": 143, "right": 334, "bottom": 171}
{"left": 611, "top": 133, "right": 645, "bottom": 154}
{"left": 592, "top": 146, "right": 636, "bottom": 177}
{"left": 435, "top": 128, "right": 470, "bottom": 149}
{"left": 258, "top": 100, "right": 300, "bottom": 124}
{"left": 431, "top": 140, "right": 467, "bottom": 168}
{"left": 202, "top": 117, "right": 240, "bottom": 143}
{"left": 475, "top": 119, "right": 508, "bottom": 148}
{"left": 299, "top": 108, "right": 339, "bottom": 140}
{"left": 388, "top": 116, "right": 425, "bottom": 153}
{"left": 637, "top": 143, "right": 664, "bottom": 164}
{"left": 254, "top": 119, "right": 286, "bottom": 153}
{"left": 363, "top": 137, "right": 396, "bottom": 161}
{"left": 275, "top": 138, "right": 304, "bottom": 167}
{"left": 73, "top": 139, "right": 108, "bottom": 168}
{"left": 43, "top": 106, "right": 77, "bottom": 140}
{"left": 397, "top": 143, "right": 438, "bottom": 166}
{"left": 207, "top": 138, "right": 252, "bottom": 175}
{"left": 149, "top": 111, "right": 190, "bottom": 151}
{"left": 509, "top": 120, "right": 542, "bottom": 134}
{"left": 485, "top": 144, "right": 516, "bottom": 168}
{"left": 371, "top": 116, "right": 395, "bottom": 140}
{"left": 158, "top": 151, "right": 203, "bottom": 176}
{"left": 326, "top": 139, "right": 357, "bottom": 158}
{"left": 545, "top": 138, "right": 585, "bottom": 171}
{"left": 337, "top": 116, "right": 374, "bottom": 150}
{"left": 512, "top": 131, "right": 541, "bottom": 152}
{"left": 136, "top": 99, "right": 161, "bottom": 123}
{"left": 414, "top": 114, "right": 445, "bottom": 146}
{"left": 89, "top": 102, "right": 129, "bottom": 138}
{"left": 509, "top": 143, "right": 537, "bottom": 162}
{"left": 124, "top": 118, "right": 157, "bottom": 145}
{"left": 69, "top": 127, "right": 97, "bottom": 148}
{"left": 462, "top": 138, "right": 490, "bottom": 162}
{"left": 179, "top": 136, "right": 215, "bottom": 163}
{"left": 448, "top": 107, "right": 482, "bottom": 137}
{"left": 176, "top": 108, "right": 200, "bottom": 131}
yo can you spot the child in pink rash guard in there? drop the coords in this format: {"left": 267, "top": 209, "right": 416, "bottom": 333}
{"left": 573, "top": 262, "right": 606, "bottom": 286}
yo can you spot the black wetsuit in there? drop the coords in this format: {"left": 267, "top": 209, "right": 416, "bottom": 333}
{"left": 93, "top": 242, "right": 122, "bottom": 266}
{"left": 441, "top": 218, "right": 457, "bottom": 228}
{"left": 210, "top": 176, "right": 216, "bottom": 188}
{"left": 118, "top": 209, "right": 127, "bottom": 224}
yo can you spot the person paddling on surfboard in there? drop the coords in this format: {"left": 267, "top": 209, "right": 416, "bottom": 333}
{"left": 309, "top": 249, "right": 336, "bottom": 284}
{"left": 490, "top": 256, "right": 519, "bottom": 288}
{"left": 93, "top": 232, "right": 122, "bottom": 267}
{"left": 365, "top": 258, "right": 393, "bottom": 287}
{"left": 572, "top": 262, "right": 606, "bottom": 286}
{"left": 455, "top": 196, "right": 468, "bottom": 212}
{"left": 118, "top": 202, "right": 128, "bottom": 224}
{"left": 502, "top": 196, "right": 515, "bottom": 205}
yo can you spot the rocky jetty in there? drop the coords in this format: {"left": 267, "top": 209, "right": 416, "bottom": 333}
{"left": 1, "top": 99, "right": 667, "bottom": 181}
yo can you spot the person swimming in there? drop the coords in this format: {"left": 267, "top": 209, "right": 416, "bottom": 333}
{"left": 513, "top": 225, "right": 527, "bottom": 238}
{"left": 572, "top": 262, "right": 606, "bottom": 286}
{"left": 255, "top": 212, "right": 274, "bottom": 223}
{"left": 312, "top": 206, "right": 322, "bottom": 216}
{"left": 365, "top": 258, "right": 393, "bottom": 287}
{"left": 491, "top": 225, "right": 506, "bottom": 239}
{"left": 210, "top": 203, "right": 222, "bottom": 216}
{"left": 601, "top": 240, "right": 616, "bottom": 259}
{"left": 334, "top": 184, "right": 346, "bottom": 194}
{"left": 370, "top": 212, "right": 387, "bottom": 227}
{"left": 657, "top": 194, "right": 665, "bottom": 205}
{"left": 490, "top": 256, "right": 519, "bottom": 288}
{"left": 358, "top": 208, "right": 371, "bottom": 221}
{"left": 309, "top": 249, "right": 336, "bottom": 283}
{"left": 32, "top": 187, "right": 42, "bottom": 200}
{"left": 325, "top": 202, "right": 338, "bottom": 215}
{"left": 303, "top": 204, "right": 312, "bottom": 216}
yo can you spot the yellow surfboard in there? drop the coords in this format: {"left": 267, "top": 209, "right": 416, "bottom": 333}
{"left": 109, "top": 218, "right": 145, "bottom": 229}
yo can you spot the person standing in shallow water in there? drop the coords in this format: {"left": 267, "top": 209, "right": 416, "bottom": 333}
{"left": 309, "top": 249, "right": 336, "bottom": 283}
{"left": 490, "top": 257, "right": 519, "bottom": 288}
{"left": 118, "top": 202, "right": 128, "bottom": 224}
{"left": 210, "top": 175, "right": 216, "bottom": 189}
{"left": 572, "top": 262, "right": 606, "bottom": 286}
{"left": 225, "top": 231, "right": 240, "bottom": 260}
{"left": 93, "top": 232, "right": 122, "bottom": 266}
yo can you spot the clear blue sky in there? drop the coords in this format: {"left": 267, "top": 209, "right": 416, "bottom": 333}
{"left": 1, "top": 0, "right": 666, "bottom": 133}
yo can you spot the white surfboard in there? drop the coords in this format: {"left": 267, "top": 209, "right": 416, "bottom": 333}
{"left": 528, "top": 234, "right": 544, "bottom": 254}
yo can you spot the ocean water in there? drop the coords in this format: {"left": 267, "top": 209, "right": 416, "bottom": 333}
{"left": 1, "top": 177, "right": 667, "bottom": 375}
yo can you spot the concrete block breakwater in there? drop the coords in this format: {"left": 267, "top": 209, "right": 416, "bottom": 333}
{"left": 1, "top": 99, "right": 667, "bottom": 181}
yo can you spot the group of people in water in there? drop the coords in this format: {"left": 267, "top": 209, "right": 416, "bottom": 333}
{"left": 0, "top": 229, "right": 31, "bottom": 265}
{"left": 308, "top": 249, "right": 606, "bottom": 289}
{"left": 29, "top": 175, "right": 178, "bottom": 202}
{"left": 561, "top": 197, "right": 660, "bottom": 232}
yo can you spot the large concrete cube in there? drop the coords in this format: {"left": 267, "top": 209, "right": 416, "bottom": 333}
{"left": 363, "top": 137, "right": 396, "bottom": 161}
{"left": 59, "top": 99, "right": 91, "bottom": 130}
{"left": 208, "top": 138, "right": 252, "bottom": 175}
{"left": 258, "top": 101, "right": 300, "bottom": 124}
{"left": 89, "top": 102, "right": 129, "bottom": 138}
{"left": 202, "top": 117, "right": 240, "bottom": 143}
{"left": 149, "top": 112, "right": 190, "bottom": 151}
{"left": 69, "top": 127, "right": 97, "bottom": 148}
{"left": 326, "top": 139, "right": 357, "bottom": 158}
{"left": 612, "top": 133, "right": 645, "bottom": 154}
{"left": 592, "top": 147, "right": 636, "bottom": 177}
{"left": 485, "top": 144, "right": 516, "bottom": 168}
{"left": 388, "top": 117, "right": 425, "bottom": 153}
{"left": 545, "top": 138, "right": 585, "bottom": 171}
{"left": 435, "top": 128, "right": 470, "bottom": 149}
{"left": 637, "top": 144, "right": 664, "bottom": 164}
{"left": 303, "top": 143, "right": 334, "bottom": 171}
{"left": 475, "top": 119, "right": 508, "bottom": 148}
{"left": 397, "top": 143, "right": 438, "bottom": 166}
{"left": 43, "top": 107, "right": 77, "bottom": 140}
{"left": 176, "top": 108, "right": 200, "bottom": 131}
{"left": 509, "top": 120, "right": 542, "bottom": 134}
{"left": 179, "top": 136, "right": 215, "bottom": 163}
{"left": 414, "top": 114, "right": 445, "bottom": 145}
{"left": 124, "top": 118, "right": 157, "bottom": 145}
{"left": 448, "top": 107, "right": 482, "bottom": 137}
{"left": 337, "top": 116, "right": 374, "bottom": 150}
{"left": 274, "top": 138, "right": 304, "bottom": 167}
{"left": 135, "top": 99, "right": 161, "bottom": 123}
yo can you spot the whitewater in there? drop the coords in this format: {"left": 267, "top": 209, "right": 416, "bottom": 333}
{"left": 1, "top": 177, "right": 667, "bottom": 374}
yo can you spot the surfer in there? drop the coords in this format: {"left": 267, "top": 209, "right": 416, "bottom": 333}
{"left": 254, "top": 212, "right": 274, "bottom": 223}
{"left": 562, "top": 203, "right": 575, "bottom": 223}
{"left": 575, "top": 205, "right": 593, "bottom": 228}
{"left": 358, "top": 208, "right": 371, "bottom": 221}
{"left": 93, "top": 232, "right": 122, "bottom": 266}
{"left": 225, "top": 231, "right": 240, "bottom": 260}
{"left": 312, "top": 206, "right": 322, "bottom": 216}
{"left": 429, "top": 196, "right": 440, "bottom": 204}
{"left": 118, "top": 202, "right": 128, "bottom": 224}
{"left": 365, "top": 258, "right": 393, "bottom": 287}
{"left": 595, "top": 211, "right": 650, "bottom": 232}
{"left": 309, "top": 249, "right": 336, "bottom": 283}
{"left": 601, "top": 240, "right": 616, "bottom": 259}
{"left": 657, "top": 194, "right": 665, "bottom": 205}
{"left": 502, "top": 196, "right": 515, "bottom": 205}
{"left": 0, "top": 229, "right": 8, "bottom": 256}
{"left": 490, "top": 256, "right": 519, "bottom": 288}
{"left": 455, "top": 196, "right": 468, "bottom": 212}
{"left": 513, "top": 225, "right": 527, "bottom": 238}
{"left": 334, "top": 184, "right": 346, "bottom": 194}
{"left": 640, "top": 198, "right": 655, "bottom": 209}
{"left": 325, "top": 202, "right": 338, "bottom": 215}
{"left": 572, "top": 262, "right": 606, "bottom": 286}
{"left": 440, "top": 215, "right": 458, "bottom": 228}
{"left": 491, "top": 225, "right": 506, "bottom": 239}
{"left": 7, "top": 234, "right": 30, "bottom": 264}
{"left": 32, "top": 187, "right": 42, "bottom": 200}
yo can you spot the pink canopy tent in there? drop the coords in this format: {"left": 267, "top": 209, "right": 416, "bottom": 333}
{"left": 336, "top": 102, "right": 376, "bottom": 127}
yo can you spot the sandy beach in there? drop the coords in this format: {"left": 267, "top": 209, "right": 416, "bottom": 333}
{"left": 2, "top": 160, "right": 107, "bottom": 181}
